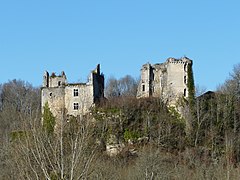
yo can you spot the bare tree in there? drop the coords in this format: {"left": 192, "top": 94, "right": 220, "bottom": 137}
{"left": 118, "top": 75, "right": 139, "bottom": 97}
{"left": 10, "top": 114, "right": 97, "bottom": 179}
{"left": 0, "top": 80, "right": 41, "bottom": 179}
{"left": 105, "top": 76, "right": 120, "bottom": 98}
{"left": 0, "top": 79, "right": 40, "bottom": 132}
{"left": 105, "top": 75, "right": 139, "bottom": 98}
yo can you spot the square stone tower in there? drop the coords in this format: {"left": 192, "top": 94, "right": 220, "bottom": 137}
{"left": 137, "top": 57, "right": 193, "bottom": 105}
{"left": 41, "top": 64, "right": 104, "bottom": 121}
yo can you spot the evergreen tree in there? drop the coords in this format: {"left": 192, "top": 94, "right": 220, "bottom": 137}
{"left": 42, "top": 102, "right": 55, "bottom": 134}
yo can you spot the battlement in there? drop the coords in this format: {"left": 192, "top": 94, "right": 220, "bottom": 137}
{"left": 43, "top": 71, "right": 67, "bottom": 88}
{"left": 167, "top": 57, "right": 192, "bottom": 64}
{"left": 141, "top": 57, "right": 192, "bottom": 71}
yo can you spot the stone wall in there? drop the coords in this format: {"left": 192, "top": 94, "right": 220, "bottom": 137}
{"left": 137, "top": 57, "right": 193, "bottom": 105}
{"left": 41, "top": 64, "right": 104, "bottom": 121}
{"left": 41, "top": 87, "right": 65, "bottom": 129}
{"left": 64, "top": 84, "right": 94, "bottom": 116}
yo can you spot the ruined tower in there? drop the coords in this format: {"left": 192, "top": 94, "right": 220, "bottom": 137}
{"left": 41, "top": 64, "right": 104, "bottom": 121}
{"left": 137, "top": 57, "right": 193, "bottom": 105}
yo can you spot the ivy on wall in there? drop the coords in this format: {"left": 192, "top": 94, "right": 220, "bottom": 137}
{"left": 187, "top": 62, "right": 195, "bottom": 106}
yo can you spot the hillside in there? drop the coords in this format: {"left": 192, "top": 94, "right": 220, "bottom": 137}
{"left": 0, "top": 64, "right": 240, "bottom": 179}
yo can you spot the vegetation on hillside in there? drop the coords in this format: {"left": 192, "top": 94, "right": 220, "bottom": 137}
{"left": 93, "top": 97, "right": 186, "bottom": 151}
{"left": 0, "top": 65, "right": 240, "bottom": 179}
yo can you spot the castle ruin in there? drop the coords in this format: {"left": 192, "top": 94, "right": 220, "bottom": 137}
{"left": 137, "top": 57, "right": 193, "bottom": 105}
{"left": 41, "top": 58, "right": 193, "bottom": 122}
{"left": 41, "top": 64, "right": 104, "bottom": 121}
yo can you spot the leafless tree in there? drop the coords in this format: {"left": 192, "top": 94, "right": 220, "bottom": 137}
{"left": 10, "top": 114, "right": 97, "bottom": 179}
{"left": 0, "top": 79, "right": 40, "bottom": 134}
{"left": 105, "top": 75, "right": 139, "bottom": 98}
{"left": 0, "top": 80, "right": 40, "bottom": 179}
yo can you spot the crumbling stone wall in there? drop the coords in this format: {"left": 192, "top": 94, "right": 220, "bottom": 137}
{"left": 41, "top": 64, "right": 104, "bottom": 121}
{"left": 137, "top": 57, "right": 193, "bottom": 105}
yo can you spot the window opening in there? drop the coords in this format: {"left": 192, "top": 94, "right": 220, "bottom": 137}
{"left": 184, "top": 89, "right": 187, "bottom": 97}
{"left": 184, "top": 64, "right": 187, "bottom": 72}
{"left": 73, "top": 89, "right": 79, "bottom": 97}
{"left": 73, "top": 103, "right": 79, "bottom": 110}
{"left": 184, "top": 76, "right": 187, "bottom": 84}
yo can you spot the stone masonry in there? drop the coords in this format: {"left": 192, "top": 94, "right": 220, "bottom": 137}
{"left": 137, "top": 57, "right": 193, "bottom": 105}
{"left": 41, "top": 64, "right": 104, "bottom": 121}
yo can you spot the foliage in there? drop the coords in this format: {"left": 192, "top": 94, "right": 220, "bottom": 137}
{"left": 2, "top": 64, "right": 240, "bottom": 179}
{"left": 168, "top": 106, "right": 184, "bottom": 123}
{"left": 10, "top": 130, "right": 27, "bottom": 142}
{"left": 42, "top": 102, "right": 55, "bottom": 135}
{"left": 93, "top": 97, "right": 187, "bottom": 151}
{"left": 124, "top": 128, "right": 141, "bottom": 141}
{"left": 187, "top": 62, "right": 195, "bottom": 106}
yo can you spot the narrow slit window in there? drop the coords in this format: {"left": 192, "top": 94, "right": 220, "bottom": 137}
{"left": 142, "top": 85, "right": 145, "bottom": 92}
{"left": 184, "top": 64, "right": 187, "bottom": 72}
{"left": 58, "top": 81, "right": 61, "bottom": 86}
{"left": 184, "top": 89, "right": 187, "bottom": 97}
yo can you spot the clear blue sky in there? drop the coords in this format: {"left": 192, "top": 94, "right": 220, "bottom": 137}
{"left": 0, "top": 0, "right": 239, "bottom": 91}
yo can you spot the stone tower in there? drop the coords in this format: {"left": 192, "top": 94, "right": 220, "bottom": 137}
{"left": 41, "top": 64, "right": 104, "bottom": 122}
{"left": 137, "top": 57, "right": 193, "bottom": 105}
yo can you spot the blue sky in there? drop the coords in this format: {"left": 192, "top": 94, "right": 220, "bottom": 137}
{"left": 0, "top": 0, "right": 239, "bottom": 91}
